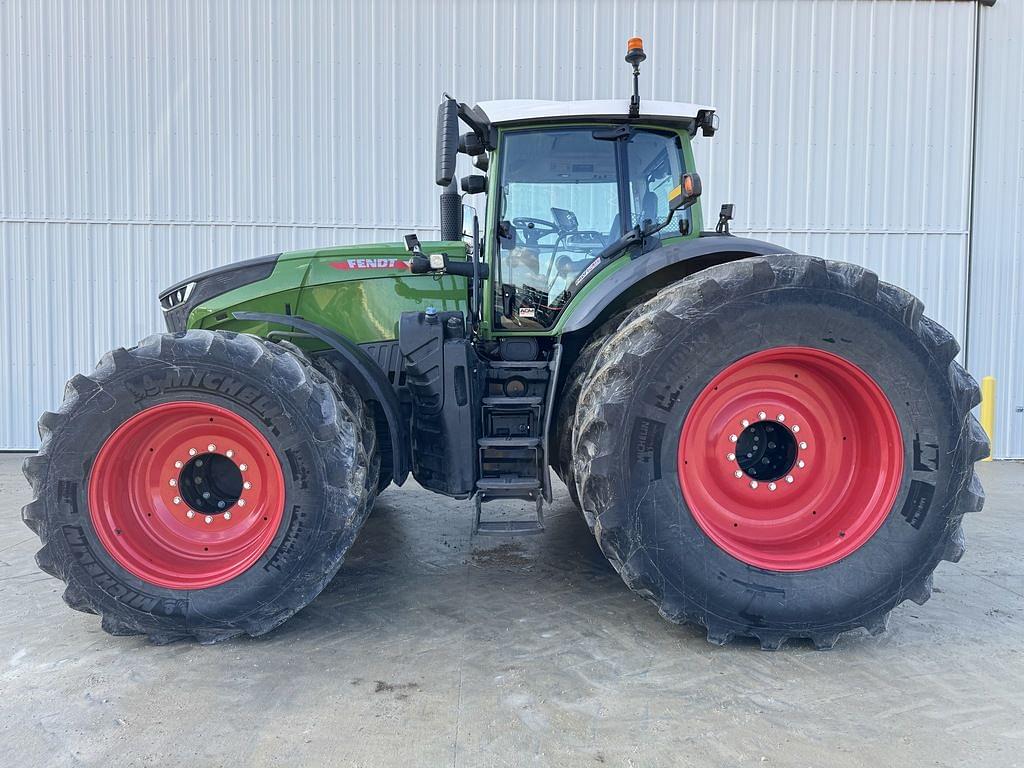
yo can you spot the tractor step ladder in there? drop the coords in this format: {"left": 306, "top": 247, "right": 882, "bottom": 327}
{"left": 473, "top": 351, "right": 561, "bottom": 535}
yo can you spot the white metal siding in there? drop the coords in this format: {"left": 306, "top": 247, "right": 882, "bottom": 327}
{"left": 0, "top": 0, "right": 1010, "bottom": 453}
{"left": 968, "top": 0, "right": 1024, "bottom": 459}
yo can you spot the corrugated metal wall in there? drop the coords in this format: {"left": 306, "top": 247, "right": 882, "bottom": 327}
{"left": 968, "top": 0, "right": 1024, "bottom": 459}
{"left": 0, "top": 0, "right": 1012, "bottom": 454}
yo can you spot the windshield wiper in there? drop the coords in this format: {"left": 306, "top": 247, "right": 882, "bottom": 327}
{"left": 596, "top": 193, "right": 689, "bottom": 262}
{"left": 594, "top": 225, "right": 644, "bottom": 262}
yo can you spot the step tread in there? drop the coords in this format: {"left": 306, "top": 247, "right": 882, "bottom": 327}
{"left": 487, "top": 360, "right": 549, "bottom": 369}
{"left": 476, "top": 477, "right": 541, "bottom": 491}
{"left": 478, "top": 437, "right": 541, "bottom": 448}
{"left": 475, "top": 520, "right": 545, "bottom": 535}
{"left": 482, "top": 396, "right": 543, "bottom": 407}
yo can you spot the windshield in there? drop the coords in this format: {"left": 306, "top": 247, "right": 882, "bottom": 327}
{"left": 495, "top": 126, "right": 685, "bottom": 329}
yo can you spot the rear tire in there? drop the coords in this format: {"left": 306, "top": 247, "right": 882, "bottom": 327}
{"left": 22, "top": 330, "right": 375, "bottom": 643}
{"left": 555, "top": 293, "right": 657, "bottom": 506}
{"left": 572, "top": 255, "right": 987, "bottom": 649}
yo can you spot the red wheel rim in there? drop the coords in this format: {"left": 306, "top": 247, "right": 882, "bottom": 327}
{"left": 677, "top": 347, "right": 903, "bottom": 571}
{"left": 88, "top": 402, "right": 285, "bottom": 589}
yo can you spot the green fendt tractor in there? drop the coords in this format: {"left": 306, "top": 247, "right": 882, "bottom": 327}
{"left": 24, "top": 40, "right": 987, "bottom": 649}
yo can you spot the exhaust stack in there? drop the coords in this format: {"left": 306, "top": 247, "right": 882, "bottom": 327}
{"left": 439, "top": 177, "right": 462, "bottom": 242}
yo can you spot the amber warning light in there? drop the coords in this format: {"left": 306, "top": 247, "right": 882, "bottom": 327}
{"left": 626, "top": 38, "right": 646, "bottom": 62}
{"left": 625, "top": 37, "right": 647, "bottom": 118}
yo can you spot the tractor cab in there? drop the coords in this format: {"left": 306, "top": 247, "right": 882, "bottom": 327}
{"left": 431, "top": 90, "right": 718, "bottom": 335}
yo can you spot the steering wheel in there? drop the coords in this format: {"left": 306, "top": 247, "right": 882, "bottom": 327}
{"left": 512, "top": 217, "right": 558, "bottom": 246}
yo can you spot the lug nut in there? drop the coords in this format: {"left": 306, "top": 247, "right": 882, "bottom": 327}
{"left": 243, "top": 481, "right": 252, "bottom": 490}
{"left": 207, "top": 444, "right": 216, "bottom": 452}
{"left": 189, "top": 447, "right": 198, "bottom": 456}
{"left": 768, "top": 482, "right": 777, "bottom": 491}
{"left": 224, "top": 511, "right": 232, "bottom": 521}
{"left": 726, "top": 453, "right": 736, "bottom": 462}
{"left": 173, "top": 496, "right": 181, "bottom": 505}
{"left": 786, "top": 475, "right": 795, "bottom": 483}
{"left": 749, "top": 480, "right": 758, "bottom": 489}
{"left": 734, "top": 470, "right": 743, "bottom": 478}
{"left": 797, "top": 460, "right": 805, "bottom": 468}
{"left": 777, "top": 413, "right": 785, "bottom": 422}
{"left": 239, "top": 463, "right": 248, "bottom": 471}
{"left": 741, "top": 419, "right": 749, "bottom": 427}
{"left": 204, "top": 516, "right": 213, "bottom": 524}
{"left": 799, "top": 441, "right": 808, "bottom": 450}
{"left": 226, "top": 449, "right": 234, "bottom": 458}
{"left": 186, "top": 510, "right": 195, "bottom": 519}
{"left": 729, "top": 434, "right": 738, "bottom": 443}
{"left": 168, "top": 478, "right": 176, "bottom": 487}
{"left": 758, "top": 411, "right": 767, "bottom": 420}
{"left": 237, "top": 499, "right": 246, "bottom": 507}
{"left": 174, "top": 460, "right": 183, "bottom": 469}
{"left": 792, "top": 425, "right": 800, "bottom": 433}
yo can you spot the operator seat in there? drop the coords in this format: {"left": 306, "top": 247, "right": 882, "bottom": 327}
{"left": 605, "top": 191, "right": 661, "bottom": 243}
{"left": 640, "top": 190, "right": 658, "bottom": 225}
{"left": 606, "top": 214, "right": 621, "bottom": 244}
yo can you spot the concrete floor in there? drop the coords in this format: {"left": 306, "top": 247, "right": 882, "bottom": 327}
{"left": 1, "top": 455, "right": 1022, "bottom": 767}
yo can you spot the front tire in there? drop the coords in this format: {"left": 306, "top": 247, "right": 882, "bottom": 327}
{"left": 572, "top": 255, "right": 988, "bottom": 649}
{"left": 22, "top": 330, "right": 374, "bottom": 643}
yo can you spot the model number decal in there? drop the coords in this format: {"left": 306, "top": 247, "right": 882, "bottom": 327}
{"left": 330, "top": 258, "right": 410, "bottom": 270}
{"left": 573, "top": 257, "right": 603, "bottom": 287}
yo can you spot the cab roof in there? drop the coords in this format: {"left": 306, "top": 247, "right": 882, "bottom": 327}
{"left": 474, "top": 98, "right": 714, "bottom": 127}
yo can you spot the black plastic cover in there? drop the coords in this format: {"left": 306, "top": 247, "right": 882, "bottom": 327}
{"left": 436, "top": 97, "right": 460, "bottom": 186}
{"left": 160, "top": 254, "right": 278, "bottom": 332}
{"left": 399, "top": 310, "right": 481, "bottom": 497}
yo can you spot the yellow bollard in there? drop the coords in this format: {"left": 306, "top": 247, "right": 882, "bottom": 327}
{"left": 980, "top": 376, "right": 996, "bottom": 461}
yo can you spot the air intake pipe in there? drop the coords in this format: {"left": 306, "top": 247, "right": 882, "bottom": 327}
{"left": 439, "top": 178, "right": 462, "bottom": 242}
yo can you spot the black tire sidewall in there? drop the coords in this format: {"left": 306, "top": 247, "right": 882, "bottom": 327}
{"left": 603, "top": 285, "right": 961, "bottom": 632}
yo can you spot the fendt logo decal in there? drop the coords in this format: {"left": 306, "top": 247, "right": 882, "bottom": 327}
{"left": 330, "top": 258, "right": 410, "bottom": 270}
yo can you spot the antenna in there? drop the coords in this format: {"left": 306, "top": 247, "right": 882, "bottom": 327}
{"left": 625, "top": 37, "right": 646, "bottom": 119}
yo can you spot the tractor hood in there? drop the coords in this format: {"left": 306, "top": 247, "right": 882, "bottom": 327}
{"left": 160, "top": 240, "right": 468, "bottom": 343}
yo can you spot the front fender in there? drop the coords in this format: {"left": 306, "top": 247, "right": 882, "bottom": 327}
{"left": 232, "top": 311, "right": 410, "bottom": 486}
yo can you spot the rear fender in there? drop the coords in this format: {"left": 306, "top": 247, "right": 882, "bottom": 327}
{"left": 560, "top": 235, "right": 794, "bottom": 335}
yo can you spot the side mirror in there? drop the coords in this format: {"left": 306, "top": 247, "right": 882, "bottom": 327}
{"left": 436, "top": 97, "right": 459, "bottom": 186}
{"left": 461, "top": 204, "right": 477, "bottom": 239}
{"left": 669, "top": 172, "right": 702, "bottom": 212}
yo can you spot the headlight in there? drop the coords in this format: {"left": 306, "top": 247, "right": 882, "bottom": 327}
{"left": 159, "top": 281, "right": 196, "bottom": 311}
